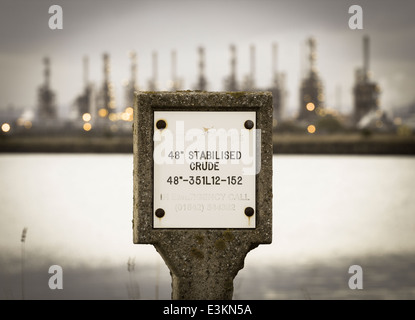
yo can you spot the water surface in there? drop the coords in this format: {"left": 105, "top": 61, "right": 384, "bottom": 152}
{"left": 1, "top": 154, "right": 414, "bottom": 299}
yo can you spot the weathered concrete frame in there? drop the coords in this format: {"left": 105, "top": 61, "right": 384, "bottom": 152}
{"left": 133, "top": 91, "right": 273, "bottom": 299}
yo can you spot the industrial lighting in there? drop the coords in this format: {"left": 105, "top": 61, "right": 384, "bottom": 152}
{"left": 393, "top": 117, "right": 402, "bottom": 126}
{"left": 109, "top": 113, "right": 118, "bottom": 121}
{"left": 121, "top": 112, "right": 130, "bottom": 121}
{"left": 24, "top": 121, "right": 32, "bottom": 129}
{"left": 16, "top": 118, "right": 24, "bottom": 126}
{"left": 82, "top": 113, "right": 91, "bottom": 122}
{"left": 83, "top": 123, "right": 92, "bottom": 131}
{"left": 1, "top": 123, "right": 11, "bottom": 133}
{"left": 98, "top": 108, "right": 108, "bottom": 117}
{"left": 306, "top": 102, "right": 315, "bottom": 111}
{"left": 307, "top": 125, "right": 316, "bottom": 134}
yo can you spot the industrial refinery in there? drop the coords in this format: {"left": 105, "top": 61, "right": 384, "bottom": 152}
{"left": 0, "top": 35, "right": 410, "bottom": 139}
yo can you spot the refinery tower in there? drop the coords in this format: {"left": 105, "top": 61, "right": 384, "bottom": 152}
{"left": 298, "top": 37, "right": 324, "bottom": 122}
{"left": 353, "top": 35, "right": 381, "bottom": 126}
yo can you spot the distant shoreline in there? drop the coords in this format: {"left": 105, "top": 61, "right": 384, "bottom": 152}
{"left": 272, "top": 134, "right": 415, "bottom": 155}
{"left": 0, "top": 134, "right": 414, "bottom": 155}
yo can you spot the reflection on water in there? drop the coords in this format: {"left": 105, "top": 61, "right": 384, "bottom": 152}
{"left": 0, "top": 154, "right": 414, "bottom": 299}
{"left": 237, "top": 252, "right": 415, "bottom": 300}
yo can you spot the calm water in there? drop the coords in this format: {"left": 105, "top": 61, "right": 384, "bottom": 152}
{"left": 1, "top": 154, "right": 414, "bottom": 299}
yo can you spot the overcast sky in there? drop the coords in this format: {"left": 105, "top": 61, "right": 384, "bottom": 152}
{"left": 0, "top": 0, "right": 414, "bottom": 117}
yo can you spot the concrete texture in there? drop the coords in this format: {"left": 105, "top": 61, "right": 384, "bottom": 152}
{"left": 133, "top": 91, "right": 273, "bottom": 299}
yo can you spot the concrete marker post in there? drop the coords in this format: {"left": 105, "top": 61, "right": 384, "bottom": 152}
{"left": 133, "top": 91, "right": 273, "bottom": 300}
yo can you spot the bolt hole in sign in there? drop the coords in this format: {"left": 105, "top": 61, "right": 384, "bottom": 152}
{"left": 153, "top": 111, "right": 257, "bottom": 228}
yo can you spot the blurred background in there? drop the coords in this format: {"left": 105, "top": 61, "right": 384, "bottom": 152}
{"left": 0, "top": 0, "right": 414, "bottom": 300}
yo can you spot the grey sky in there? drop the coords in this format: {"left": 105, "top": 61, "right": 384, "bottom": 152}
{"left": 0, "top": 0, "right": 414, "bottom": 116}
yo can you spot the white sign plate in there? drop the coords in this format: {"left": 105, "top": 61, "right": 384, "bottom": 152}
{"left": 153, "top": 111, "right": 257, "bottom": 228}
